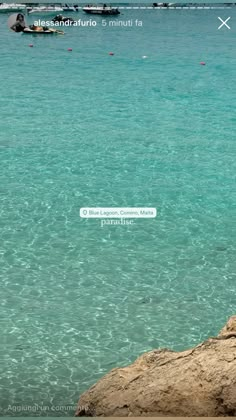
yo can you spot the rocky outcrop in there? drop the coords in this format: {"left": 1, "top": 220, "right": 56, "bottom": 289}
{"left": 75, "top": 316, "right": 236, "bottom": 417}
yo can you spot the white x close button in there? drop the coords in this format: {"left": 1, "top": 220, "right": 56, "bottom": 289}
{"left": 218, "top": 17, "right": 231, "bottom": 29}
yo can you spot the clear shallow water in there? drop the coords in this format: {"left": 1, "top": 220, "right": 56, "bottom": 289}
{"left": 0, "top": 7, "right": 236, "bottom": 416}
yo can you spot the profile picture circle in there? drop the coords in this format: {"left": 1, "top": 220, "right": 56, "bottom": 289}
{"left": 8, "top": 13, "right": 27, "bottom": 32}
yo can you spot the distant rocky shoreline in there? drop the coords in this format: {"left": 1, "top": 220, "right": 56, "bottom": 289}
{"left": 75, "top": 316, "right": 236, "bottom": 417}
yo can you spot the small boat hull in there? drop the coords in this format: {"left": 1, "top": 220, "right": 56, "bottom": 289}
{"left": 52, "top": 15, "right": 75, "bottom": 23}
{"left": 27, "top": 7, "right": 64, "bottom": 14}
{"left": 62, "top": 6, "right": 79, "bottom": 12}
{"left": 22, "top": 27, "right": 64, "bottom": 34}
{"left": 83, "top": 6, "right": 120, "bottom": 14}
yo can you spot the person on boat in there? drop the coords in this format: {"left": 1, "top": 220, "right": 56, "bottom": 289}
{"left": 55, "top": 14, "right": 63, "bottom": 22}
{"left": 10, "top": 13, "right": 26, "bottom": 32}
{"left": 27, "top": 24, "right": 47, "bottom": 32}
{"left": 103, "top": 3, "right": 107, "bottom": 7}
{"left": 28, "top": 24, "right": 40, "bottom": 31}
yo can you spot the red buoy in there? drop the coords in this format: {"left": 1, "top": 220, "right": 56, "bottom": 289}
{"left": 29, "top": 44, "right": 33, "bottom": 47}
{"left": 109, "top": 52, "right": 114, "bottom": 56}
{"left": 200, "top": 61, "right": 206, "bottom": 65}
{"left": 68, "top": 48, "right": 72, "bottom": 51}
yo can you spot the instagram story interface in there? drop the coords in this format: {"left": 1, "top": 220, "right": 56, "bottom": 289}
{"left": 1, "top": 1, "right": 236, "bottom": 417}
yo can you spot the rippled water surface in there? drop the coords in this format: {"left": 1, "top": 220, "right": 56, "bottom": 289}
{"left": 0, "top": 7, "right": 236, "bottom": 416}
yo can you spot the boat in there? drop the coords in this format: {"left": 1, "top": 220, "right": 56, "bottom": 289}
{"left": 62, "top": 4, "right": 79, "bottom": 11}
{"left": 83, "top": 4, "right": 120, "bottom": 14}
{"left": 152, "top": 2, "right": 175, "bottom": 6}
{"left": 27, "top": 6, "right": 64, "bottom": 14}
{"left": 22, "top": 26, "right": 64, "bottom": 34}
{"left": 52, "top": 14, "right": 75, "bottom": 22}
{"left": 0, "top": 3, "right": 26, "bottom": 12}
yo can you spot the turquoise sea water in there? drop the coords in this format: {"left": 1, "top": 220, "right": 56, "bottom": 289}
{"left": 0, "top": 7, "right": 236, "bottom": 416}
